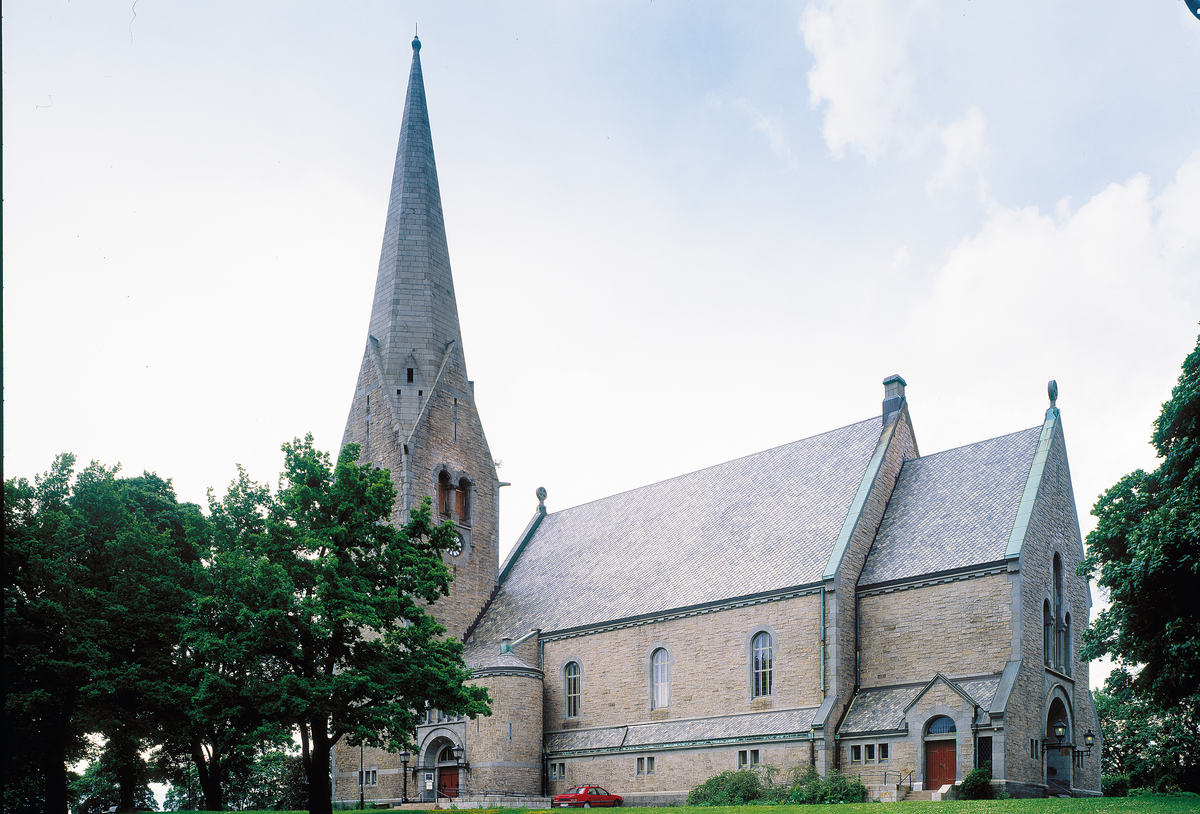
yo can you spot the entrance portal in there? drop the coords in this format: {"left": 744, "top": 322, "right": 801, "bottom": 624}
{"left": 438, "top": 767, "right": 460, "bottom": 798}
{"left": 926, "top": 741, "right": 956, "bottom": 788}
{"left": 1045, "top": 698, "right": 1072, "bottom": 794}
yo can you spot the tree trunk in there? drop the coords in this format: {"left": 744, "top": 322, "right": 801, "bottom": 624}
{"left": 42, "top": 731, "right": 70, "bottom": 814}
{"left": 306, "top": 719, "right": 334, "bottom": 814}
{"left": 192, "top": 739, "right": 224, "bottom": 812}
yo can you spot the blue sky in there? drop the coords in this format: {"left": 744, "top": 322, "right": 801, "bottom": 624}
{"left": 5, "top": 1, "right": 1199, "bottom": 694}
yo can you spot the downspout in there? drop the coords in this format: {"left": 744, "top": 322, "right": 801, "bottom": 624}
{"left": 820, "top": 586, "right": 827, "bottom": 700}
{"left": 855, "top": 593, "right": 861, "bottom": 688}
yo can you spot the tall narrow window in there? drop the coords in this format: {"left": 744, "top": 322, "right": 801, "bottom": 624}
{"left": 1043, "top": 600, "right": 1053, "bottom": 667}
{"left": 1064, "top": 613, "right": 1072, "bottom": 676}
{"left": 752, "top": 632, "right": 773, "bottom": 697}
{"left": 565, "top": 662, "right": 581, "bottom": 718}
{"left": 651, "top": 648, "right": 670, "bottom": 710}
{"left": 456, "top": 478, "right": 470, "bottom": 524}
{"left": 1053, "top": 554, "right": 1065, "bottom": 669}
{"left": 438, "top": 471, "right": 453, "bottom": 517}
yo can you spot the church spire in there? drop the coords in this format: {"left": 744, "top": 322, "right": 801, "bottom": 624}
{"left": 367, "top": 35, "right": 463, "bottom": 382}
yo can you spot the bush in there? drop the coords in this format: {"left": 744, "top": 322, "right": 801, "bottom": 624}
{"left": 686, "top": 770, "right": 763, "bottom": 806}
{"left": 784, "top": 767, "right": 866, "bottom": 805}
{"left": 1103, "top": 774, "right": 1131, "bottom": 797}
{"left": 958, "top": 766, "right": 995, "bottom": 800}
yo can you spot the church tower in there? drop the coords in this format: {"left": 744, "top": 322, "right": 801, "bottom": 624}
{"left": 341, "top": 35, "right": 499, "bottom": 642}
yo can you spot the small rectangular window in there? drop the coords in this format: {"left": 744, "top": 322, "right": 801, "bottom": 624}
{"left": 647, "top": 756, "right": 656, "bottom": 775}
{"left": 636, "top": 757, "right": 644, "bottom": 776}
{"left": 738, "top": 750, "right": 747, "bottom": 769}
{"left": 559, "top": 763, "right": 566, "bottom": 780}
{"left": 749, "top": 750, "right": 759, "bottom": 768}
{"left": 407, "top": 368, "right": 414, "bottom": 383}
{"left": 879, "top": 743, "right": 889, "bottom": 763}
{"left": 851, "top": 745, "right": 861, "bottom": 764}
{"left": 1031, "top": 738, "right": 1038, "bottom": 759}
{"left": 865, "top": 744, "right": 875, "bottom": 763}
{"left": 551, "top": 764, "right": 558, "bottom": 780}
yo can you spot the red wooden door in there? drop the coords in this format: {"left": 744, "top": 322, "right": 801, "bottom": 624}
{"left": 438, "top": 767, "right": 459, "bottom": 798}
{"left": 926, "top": 741, "right": 956, "bottom": 787}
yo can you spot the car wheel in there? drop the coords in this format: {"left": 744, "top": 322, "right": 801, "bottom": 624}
{"left": 614, "top": 802, "right": 621, "bottom": 807}
{"left": 584, "top": 804, "right": 591, "bottom": 808}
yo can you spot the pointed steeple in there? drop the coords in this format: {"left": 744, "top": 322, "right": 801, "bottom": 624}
{"left": 368, "top": 35, "right": 463, "bottom": 382}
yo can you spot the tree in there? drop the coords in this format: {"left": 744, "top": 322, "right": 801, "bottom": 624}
{"left": 5, "top": 455, "right": 100, "bottom": 814}
{"left": 210, "top": 437, "right": 490, "bottom": 814}
{"left": 1082, "top": 332, "right": 1200, "bottom": 706}
{"left": 1094, "top": 670, "right": 1200, "bottom": 791}
{"left": 4, "top": 457, "right": 205, "bottom": 814}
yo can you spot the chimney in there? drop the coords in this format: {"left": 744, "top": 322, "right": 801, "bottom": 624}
{"left": 882, "top": 375, "right": 907, "bottom": 424}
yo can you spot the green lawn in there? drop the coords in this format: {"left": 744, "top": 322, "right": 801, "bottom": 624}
{"left": 165, "top": 798, "right": 1199, "bottom": 814}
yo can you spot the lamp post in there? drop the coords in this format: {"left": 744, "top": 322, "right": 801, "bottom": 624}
{"left": 452, "top": 744, "right": 466, "bottom": 796}
{"left": 400, "top": 750, "right": 410, "bottom": 805}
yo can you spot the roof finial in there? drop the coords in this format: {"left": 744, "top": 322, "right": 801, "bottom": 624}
{"left": 1048, "top": 380, "right": 1058, "bottom": 409}
{"left": 536, "top": 486, "right": 547, "bottom": 508}
{"left": 412, "top": 24, "right": 420, "bottom": 51}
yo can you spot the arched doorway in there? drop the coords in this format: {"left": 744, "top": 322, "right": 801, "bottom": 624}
{"left": 420, "top": 736, "right": 462, "bottom": 801}
{"left": 924, "top": 716, "right": 957, "bottom": 788}
{"left": 1045, "top": 698, "right": 1072, "bottom": 794}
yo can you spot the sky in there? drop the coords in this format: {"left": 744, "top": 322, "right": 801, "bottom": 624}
{"left": 5, "top": 0, "right": 1199, "bottom": 701}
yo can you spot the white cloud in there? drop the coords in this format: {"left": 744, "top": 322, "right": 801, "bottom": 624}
{"left": 799, "top": 0, "right": 926, "bottom": 162}
{"left": 927, "top": 106, "right": 988, "bottom": 194}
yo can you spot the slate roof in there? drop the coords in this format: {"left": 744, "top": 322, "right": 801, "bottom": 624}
{"left": 858, "top": 427, "right": 1040, "bottom": 586}
{"left": 466, "top": 418, "right": 883, "bottom": 661}
{"left": 546, "top": 707, "right": 819, "bottom": 755}
{"left": 839, "top": 675, "right": 1002, "bottom": 734}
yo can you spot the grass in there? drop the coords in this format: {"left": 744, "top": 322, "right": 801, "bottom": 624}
{"left": 163, "top": 796, "right": 1199, "bottom": 814}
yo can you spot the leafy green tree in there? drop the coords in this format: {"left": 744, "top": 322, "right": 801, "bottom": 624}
{"left": 209, "top": 437, "right": 490, "bottom": 814}
{"left": 1094, "top": 670, "right": 1200, "bottom": 791}
{"left": 5, "top": 455, "right": 100, "bottom": 814}
{"left": 1082, "top": 333, "right": 1200, "bottom": 706}
{"left": 155, "top": 467, "right": 289, "bottom": 811}
{"left": 4, "top": 457, "right": 205, "bottom": 814}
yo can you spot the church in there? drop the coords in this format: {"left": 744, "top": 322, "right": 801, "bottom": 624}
{"left": 331, "top": 38, "right": 1101, "bottom": 803}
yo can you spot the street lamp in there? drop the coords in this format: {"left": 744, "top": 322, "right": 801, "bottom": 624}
{"left": 400, "top": 750, "right": 410, "bottom": 805}
{"left": 452, "top": 744, "right": 469, "bottom": 795}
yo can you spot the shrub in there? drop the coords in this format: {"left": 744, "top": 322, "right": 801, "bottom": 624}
{"left": 784, "top": 767, "right": 866, "bottom": 804}
{"left": 1103, "top": 774, "right": 1131, "bottom": 797}
{"left": 958, "top": 766, "right": 995, "bottom": 800}
{"left": 686, "top": 770, "right": 763, "bottom": 806}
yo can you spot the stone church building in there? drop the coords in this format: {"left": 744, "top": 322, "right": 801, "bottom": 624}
{"left": 332, "top": 38, "right": 1101, "bottom": 803}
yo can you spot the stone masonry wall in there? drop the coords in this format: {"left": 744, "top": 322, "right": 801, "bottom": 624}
{"left": 542, "top": 596, "right": 823, "bottom": 731}
{"left": 546, "top": 743, "right": 815, "bottom": 802}
{"left": 858, "top": 574, "right": 1012, "bottom": 687}
{"left": 825, "top": 408, "right": 917, "bottom": 766}
{"left": 1006, "top": 416, "right": 1100, "bottom": 794}
{"left": 468, "top": 672, "right": 543, "bottom": 795}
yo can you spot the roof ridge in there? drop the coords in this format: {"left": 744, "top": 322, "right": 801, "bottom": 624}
{"left": 540, "top": 416, "right": 884, "bottom": 518}
{"left": 908, "top": 424, "right": 1041, "bottom": 463}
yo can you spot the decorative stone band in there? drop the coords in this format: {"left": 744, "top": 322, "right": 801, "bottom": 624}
{"left": 545, "top": 729, "right": 817, "bottom": 759}
{"left": 469, "top": 665, "right": 544, "bottom": 679}
{"left": 857, "top": 561, "right": 1009, "bottom": 598}
{"left": 538, "top": 583, "right": 825, "bottom": 643}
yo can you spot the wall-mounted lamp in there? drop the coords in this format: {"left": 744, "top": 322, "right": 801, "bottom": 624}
{"left": 1076, "top": 730, "right": 1096, "bottom": 758}
{"left": 1041, "top": 719, "right": 1069, "bottom": 756}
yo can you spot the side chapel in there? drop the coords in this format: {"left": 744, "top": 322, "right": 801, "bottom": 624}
{"left": 332, "top": 38, "right": 1101, "bottom": 803}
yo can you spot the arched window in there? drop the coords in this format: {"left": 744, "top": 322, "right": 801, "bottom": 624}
{"left": 456, "top": 477, "right": 471, "bottom": 524}
{"left": 438, "top": 471, "right": 453, "bottom": 517}
{"left": 565, "top": 662, "right": 581, "bottom": 718}
{"left": 927, "top": 716, "right": 957, "bottom": 735}
{"left": 651, "top": 648, "right": 670, "bottom": 710}
{"left": 1043, "top": 600, "right": 1053, "bottom": 667}
{"left": 752, "top": 632, "right": 773, "bottom": 697}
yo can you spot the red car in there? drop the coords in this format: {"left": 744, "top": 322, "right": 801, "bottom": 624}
{"left": 553, "top": 785, "right": 622, "bottom": 807}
